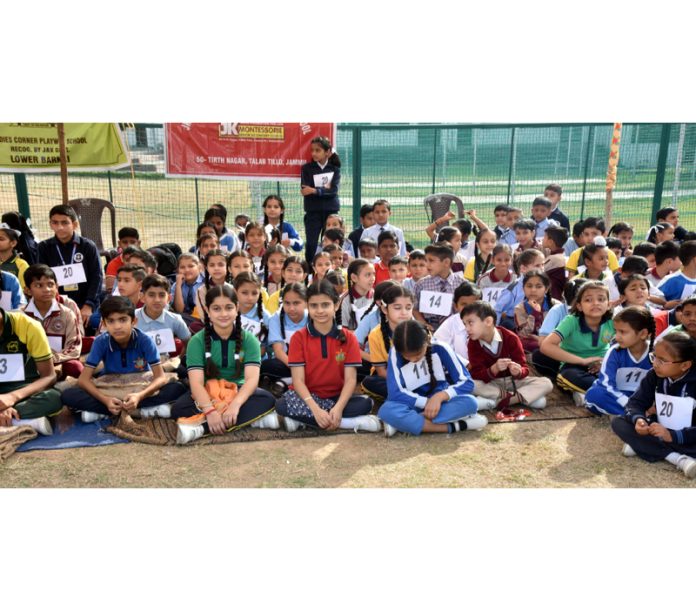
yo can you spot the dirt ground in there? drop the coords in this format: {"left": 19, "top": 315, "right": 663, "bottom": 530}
{"left": 2, "top": 416, "right": 695, "bottom": 488}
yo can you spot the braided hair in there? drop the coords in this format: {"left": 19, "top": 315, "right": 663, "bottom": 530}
{"left": 646, "top": 222, "right": 673, "bottom": 244}
{"left": 233, "top": 271, "right": 268, "bottom": 343}
{"left": 280, "top": 282, "right": 308, "bottom": 342}
{"left": 379, "top": 285, "right": 414, "bottom": 353}
{"left": 393, "top": 320, "right": 437, "bottom": 393}
{"left": 614, "top": 306, "right": 657, "bottom": 354}
{"left": 473, "top": 228, "right": 496, "bottom": 280}
{"left": 361, "top": 280, "right": 399, "bottom": 321}
{"left": 203, "top": 249, "right": 230, "bottom": 290}
{"left": 262, "top": 244, "right": 290, "bottom": 293}
{"left": 203, "top": 284, "right": 242, "bottom": 379}
{"left": 346, "top": 258, "right": 374, "bottom": 328}
{"left": 307, "top": 279, "right": 346, "bottom": 343}
{"left": 262, "top": 194, "right": 285, "bottom": 234}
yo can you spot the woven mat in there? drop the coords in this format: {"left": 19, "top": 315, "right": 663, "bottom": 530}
{"left": 486, "top": 385, "right": 593, "bottom": 424}
{"left": 106, "top": 387, "right": 591, "bottom": 446}
{"left": 106, "top": 413, "right": 343, "bottom": 446}
{"left": 0, "top": 426, "right": 38, "bottom": 463}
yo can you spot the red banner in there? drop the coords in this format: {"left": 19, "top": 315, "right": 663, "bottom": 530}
{"left": 165, "top": 122, "right": 336, "bottom": 180}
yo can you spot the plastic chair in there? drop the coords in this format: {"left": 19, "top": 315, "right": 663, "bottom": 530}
{"left": 67, "top": 198, "right": 117, "bottom": 254}
{"left": 423, "top": 193, "right": 465, "bottom": 223}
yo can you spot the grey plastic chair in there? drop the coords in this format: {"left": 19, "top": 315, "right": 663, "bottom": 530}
{"left": 67, "top": 198, "right": 117, "bottom": 254}
{"left": 423, "top": 193, "right": 465, "bottom": 223}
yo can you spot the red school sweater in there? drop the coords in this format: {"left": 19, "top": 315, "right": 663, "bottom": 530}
{"left": 467, "top": 326, "right": 529, "bottom": 383}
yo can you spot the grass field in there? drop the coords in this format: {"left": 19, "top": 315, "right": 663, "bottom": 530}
{"left": 2, "top": 417, "right": 695, "bottom": 488}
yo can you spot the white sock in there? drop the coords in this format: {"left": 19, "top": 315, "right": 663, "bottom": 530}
{"left": 665, "top": 452, "right": 684, "bottom": 466}
{"left": 475, "top": 396, "right": 495, "bottom": 410}
{"left": 339, "top": 417, "right": 359, "bottom": 429}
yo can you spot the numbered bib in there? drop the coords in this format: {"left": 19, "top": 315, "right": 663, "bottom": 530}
{"left": 616, "top": 367, "right": 648, "bottom": 392}
{"left": 146, "top": 329, "right": 176, "bottom": 354}
{"left": 419, "top": 290, "right": 453, "bottom": 316}
{"left": 399, "top": 354, "right": 446, "bottom": 391}
{"left": 481, "top": 287, "right": 501, "bottom": 308}
{"left": 47, "top": 335, "right": 64, "bottom": 352}
{"left": 241, "top": 316, "right": 262, "bottom": 337}
{"left": 0, "top": 354, "right": 25, "bottom": 382}
{"left": 655, "top": 392, "right": 694, "bottom": 430}
{"left": 313, "top": 171, "right": 334, "bottom": 188}
{"left": 52, "top": 263, "right": 87, "bottom": 287}
{"left": 0, "top": 291, "right": 12, "bottom": 311}
{"left": 681, "top": 283, "right": 696, "bottom": 300}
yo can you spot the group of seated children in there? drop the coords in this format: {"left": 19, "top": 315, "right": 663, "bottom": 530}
{"left": 2, "top": 192, "right": 696, "bottom": 480}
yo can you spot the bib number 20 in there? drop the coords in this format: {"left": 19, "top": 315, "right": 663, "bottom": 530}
{"left": 659, "top": 400, "right": 673, "bottom": 418}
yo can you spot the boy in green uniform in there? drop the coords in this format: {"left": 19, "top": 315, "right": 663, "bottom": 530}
{"left": 0, "top": 307, "right": 61, "bottom": 434}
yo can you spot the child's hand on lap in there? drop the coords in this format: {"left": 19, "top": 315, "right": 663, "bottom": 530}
{"left": 648, "top": 422, "right": 672, "bottom": 442}
{"left": 121, "top": 393, "right": 142, "bottom": 412}
{"left": 424, "top": 392, "right": 446, "bottom": 420}
{"left": 328, "top": 407, "right": 343, "bottom": 430}
{"left": 105, "top": 397, "right": 124, "bottom": 415}
{"left": 635, "top": 418, "right": 650, "bottom": 435}
{"left": 0, "top": 406, "right": 19, "bottom": 427}
{"left": 313, "top": 408, "right": 333, "bottom": 430}
{"left": 207, "top": 410, "right": 227, "bottom": 435}
{"left": 222, "top": 403, "right": 240, "bottom": 428}
{"left": 508, "top": 361, "right": 522, "bottom": 377}
{"left": 493, "top": 358, "right": 511, "bottom": 374}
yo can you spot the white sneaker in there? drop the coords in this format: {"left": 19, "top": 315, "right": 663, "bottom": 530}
{"left": 138, "top": 404, "right": 172, "bottom": 419}
{"left": 622, "top": 443, "right": 637, "bottom": 457}
{"left": 347, "top": 414, "right": 382, "bottom": 433}
{"left": 283, "top": 416, "right": 305, "bottom": 433}
{"left": 461, "top": 413, "right": 488, "bottom": 431}
{"left": 527, "top": 397, "right": 547, "bottom": 409}
{"left": 475, "top": 396, "right": 496, "bottom": 411}
{"left": 251, "top": 412, "right": 280, "bottom": 429}
{"left": 81, "top": 411, "right": 111, "bottom": 423}
{"left": 678, "top": 455, "right": 696, "bottom": 479}
{"left": 572, "top": 392, "right": 586, "bottom": 408}
{"left": 383, "top": 422, "right": 398, "bottom": 438}
{"left": 12, "top": 417, "right": 53, "bottom": 436}
{"left": 176, "top": 423, "right": 205, "bottom": 445}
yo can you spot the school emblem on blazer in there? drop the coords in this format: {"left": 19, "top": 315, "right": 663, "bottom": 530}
{"left": 53, "top": 320, "right": 64, "bottom": 331}
{"left": 335, "top": 350, "right": 345, "bottom": 362}
{"left": 6, "top": 340, "right": 19, "bottom": 352}
{"left": 134, "top": 357, "right": 147, "bottom": 371}
{"left": 73, "top": 252, "right": 84, "bottom": 263}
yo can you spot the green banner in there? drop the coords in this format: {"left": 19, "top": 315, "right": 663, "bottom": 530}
{"left": 0, "top": 123, "right": 130, "bottom": 172}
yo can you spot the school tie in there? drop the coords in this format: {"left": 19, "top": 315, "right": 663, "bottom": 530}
{"left": 186, "top": 287, "right": 195, "bottom": 312}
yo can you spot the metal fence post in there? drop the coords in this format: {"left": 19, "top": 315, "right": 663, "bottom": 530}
{"left": 107, "top": 171, "right": 114, "bottom": 203}
{"left": 431, "top": 129, "right": 438, "bottom": 194}
{"left": 652, "top": 123, "right": 672, "bottom": 221}
{"left": 672, "top": 123, "right": 686, "bottom": 206}
{"left": 13, "top": 173, "right": 31, "bottom": 219}
{"left": 506, "top": 127, "right": 517, "bottom": 205}
{"left": 580, "top": 125, "right": 595, "bottom": 220}
{"left": 352, "top": 127, "right": 362, "bottom": 229}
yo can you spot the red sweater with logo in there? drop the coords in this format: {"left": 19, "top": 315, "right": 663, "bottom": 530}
{"left": 467, "top": 326, "right": 529, "bottom": 383}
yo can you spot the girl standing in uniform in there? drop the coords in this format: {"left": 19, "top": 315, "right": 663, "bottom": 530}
{"left": 301, "top": 136, "right": 341, "bottom": 261}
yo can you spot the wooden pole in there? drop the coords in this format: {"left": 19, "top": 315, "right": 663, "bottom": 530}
{"left": 57, "top": 123, "right": 69, "bottom": 204}
{"left": 605, "top": 123, "right": 622, "bottom": 227}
